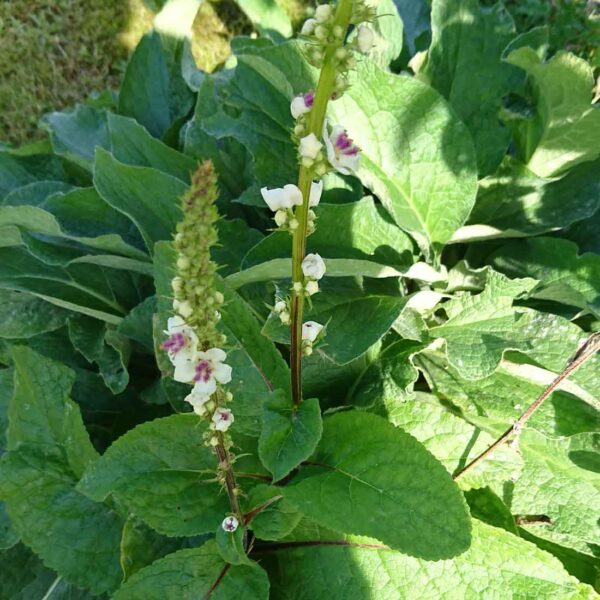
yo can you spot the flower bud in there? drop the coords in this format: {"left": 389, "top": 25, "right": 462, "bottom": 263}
{"left": 214, "top": 291, "right": 224, "bottom": 304}
{"left": 302, "top": 321, "right": 324, "bottom": 342}
{"left": 274, "top": 300, "right": 287, "bottom": 313}
{"left": 274, "top": 210, "right": 288, "bottom": 228}
{"left": 305, "top": 280, "right": 319, "bottom": 296}
{"left": 301, "top": 17, "right": 317, "bottom": 35}
{"left": 315, "top": 4, "right": 333, "bottom": 23}
{"left": 302, "top": 253, "right": 326, "bottom": 280}
{"left": 293, "top": 281, "right": 304, "bottom": 294}
{"left": 357, "top": 25, "right": 374, "bottom": 53}
{"left": 299, "top": 133, "right": 323, "bottom": 161}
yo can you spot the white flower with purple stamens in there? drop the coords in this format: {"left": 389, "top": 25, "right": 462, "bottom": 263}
{"left": 291, "top": 91, "right": 315, "bottom": 119}
{"left": 213, "top": 408, "right": 235, "bottom": 432}
{"left": 222, "top": 515, "right": 239, "bottom": 532}
{"left": 189, "top": 348, "right": 233, "bottom": 395}
{"left": 162, "top": 316, "right": 199, "bottom": 382}
{"left": 324, "top": 122, "right": 361, "bottom": 174}
{"left": 261, "top": 184, "right": 303, "bottom": 212}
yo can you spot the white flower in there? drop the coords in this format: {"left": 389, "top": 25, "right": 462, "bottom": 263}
{"left": 183, "top": 386, "right": 211, "bottom": 415}
{"left": 315, "top": 4, "right": 333, "bottom": 22}
{"left": 299, "top": 133, "right": 323, "bottom": 161}
{"left": 222, "top": 515, "right": 239, "bottom": 532}
{"left": 309, "top": 180, "right": 323, "bottom": 207}
{"left": 357, "top": 25, "right": 374, "bottom": 53}
{"left": 305, "top": 280, "right": 319, "bottom": 296}
{"left": 180, "top": 348, "right": 232, "bottom": 394}
{"left": 301, "top": 17, "right": 317, "bottom": 35}
{"left": 162, "top": 316, "right": 199, "bottom": 382}
{"left": 261, "top": 184, "right": 303, "bottom": 212}
{"left": 290, "top": 92, "right": 314, "bottom": 119}
{"left": 323, "top": 121, "right": 361, "bottom": 175}
{"left": 213, "top": 408, "right": 234, "bottom": 432}
{"left": 302, "top": 321, "right": 324, "bottom": 343}
{"left": 302, "top": 253, "right": 326, "bottom": 280}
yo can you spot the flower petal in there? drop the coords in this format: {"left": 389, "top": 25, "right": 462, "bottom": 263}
{"left": 213, "top": 362, "right": 232, "bottom": 385}
{"left": 261, "top": 187, "right": 286, "bottom": 211}
{"left": 309, "top": 180, "right": 323, "bottom": 207}
{"left": 192, "top": 377, "right": 217, "bottom": 395}
{"left": 173, "top": 359, "right": 197, "bottom": 383}
{"left": 205, "top": 348, "right": 227, "bottom": 363}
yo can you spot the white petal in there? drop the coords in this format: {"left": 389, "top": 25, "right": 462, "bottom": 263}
{"left": 283, "top": 184, "right": 303, "bottom": 207}
{"left": 204, "top": 348, "right": 227, "bottom": 363}
{"left": 261, "top": 187, "right": 286, "bottom": 212}
{"left": 291, "top": 96, "right": 310, "bottom": 119}
{"left": 299, "top": 133, "right": 323, "bottom": 160}
{"left": 166, "top": 315, "right": 186, "bottom": 334}
{"left": 192, "top": 377, "right": 217, "bottom": 395}
{"left": 302, "top": 321, "right": 324, "bottom": 342}
{"left": 213, "top": 362, "right": 233, "bottom": 385}
{"left": 173, "top": 359, "right": 197, "bottom": 383}
{"left": 338, "top": 153, "right": 360, "bottom": 174}
{"left": 302, "top": 253, "right": 326, "bottom": 280}
{"left": 309, "top": 180, "right": 323, "bottom": 207}
{"left": 357, "top": 25, "right": 375, "bottom": 53}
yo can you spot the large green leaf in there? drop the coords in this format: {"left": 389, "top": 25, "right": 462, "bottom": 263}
{"left": 393, "top": 0, "right": 430, "bottom": 55}
{"left": 113, "top": 541, "right": 269, "bottom": 599}
{"left": 0, "top": 347, "right": 123, "bottom": 594}
{"left": 461, "top": 157, "right": 600, "bottom": 241}
{"left": 93, "top": 149, "right": 186, "bottom": 252}
{"left": 233, "top": 0, "right": 292, "bottom": 40}
{"left": 264, "top": 520, "right": 592, "bottom": 599}
{"left": 425, "top": 0, "right": 518, "bottom": 175}
{"left": 490, "top": 237, "right": 600, "bottom": 316}
{"left": 77, "top": 415, "right": 230, "bottom": 537}
{"left": 259, "top": 393, "right": 322, "bottom": 482}
{"left": 283, "top": 411, "right": 471, "bottom": 560}
{"left": 118, "top": 31, "right": 195, "bottom": 139}
{"left": 330, "top": 60, "right": 477, "bottom": 255}
{"left": 506, "top": 48, "right": 600, "bottom": 178}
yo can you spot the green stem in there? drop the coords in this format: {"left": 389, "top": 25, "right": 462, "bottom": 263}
{"left": 290, "top": 0, "right": 355, "bottom": 408}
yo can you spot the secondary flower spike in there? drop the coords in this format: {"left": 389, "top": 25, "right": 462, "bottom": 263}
{"left": 324, "top": 122, "right": 361, "bottom": 174}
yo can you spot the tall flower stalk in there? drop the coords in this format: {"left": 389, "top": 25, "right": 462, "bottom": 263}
{"left": 162, "top": 161, "right": 243, "bottom": 534}
{"left": 262, "top": 0, "right": 375, "bottom": 407}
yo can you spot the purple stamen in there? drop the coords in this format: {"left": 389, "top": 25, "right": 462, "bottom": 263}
{"left": 334, "top": 130, "right": 360, "bottom": 156}
{"left": 194, "top": 360, "right": 213, "bottom": 383}
{"left": 304, "top": 91, "right": 315, "bottom": 107}
{"left": 162, "top": 332, "right": 186, "bottom": 354}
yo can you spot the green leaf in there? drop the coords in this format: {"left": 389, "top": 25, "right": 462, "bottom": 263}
{"left": 68, "top": 315, "right": 129, "bottom": 393}
{"left": 106, "top": 113, "right": 197, "bottom": 182}
{"left": 506, "top": 48, "right": 600, "bottom": 178}
{"left": 265, "top": 520, "right": 592, "bottom": 599}
{"left": 0, "top": 347, "right": 123, "bottom": 594}
{"left": 359, "top": 0, "right": 403, "bottom": 68}
{"left": 93, "top": 149, "right": 186, "bottom": 252}
{"left": 118, "top": 31, "right": 195, "bottom": 139}
{"left": 464, "top": 487, "right": 518, "bottom": 535}
{"left": 113, "top": 541, "right": 269, "bottom": 599}
{"left": 0, "top": 502, "right": 19, "bottom": 550}
{"left": 0, "top": 152, "right": 67, "bottom": 200}
{"left": 216, "top": 524, "right": 251, "bottom": 566}
{"left": 331, "top": 59, "right": 478, "bottom": 255}
{"left": 425, "top": 0, "right": 518, "bottom": 175}
{"left": 511, "top": 430, "right": 600, "bottom": 548}
{"left": 490, "top": 237, "right": 600, "bottom": 316}
{"left": 259, "top": 393, "right": 322, "bottom": 482}
{"left": 214, "top": 219, "right": 264, "bottom": 277}
{"left": 393, "top": 0, "right": 430, "bottom": 55}
{"left": 120, "top": 516, "right": 189, "bottom": 581}
{"left": 77, "top": 414, "right": 229, "bottom": 537}
{"left": 462, "top": 157, "right": 600, "bottom": 240}
{"left": 245, "top": 485, "right": 302, "bottom": 541}
{"left": 233, "top": 0, "right": 292, "bottom": 40}
{"left": 0, "top": 290, "right": 70, "bottom": 339}
{"left": 0, "top": 543, "right": 97, "bottom": 599}
{"left": 284, "top": 411, "right": 471, "bottom": 559}
{"left": 430, "top": 271, "right": 540, "bottom": 379}
{"left": 42, "top": 104, "right": 110, "bottom": 170}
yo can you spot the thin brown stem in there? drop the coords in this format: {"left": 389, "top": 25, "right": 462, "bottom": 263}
{"left": 243, "top": 494, "right": 284, "bottom": 526}
{"left": 214, "top": 432, "right": 242, "bottom": 521}
{"left": 454, "top": 333, "right": 600, "bottom": 480}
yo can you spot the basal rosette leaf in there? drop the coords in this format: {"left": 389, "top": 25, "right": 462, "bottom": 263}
{"left": 283, "top": 411, "right": 471, "bottom": 560}
{"left": 112, "top": 540, "right": 269, "bottom": 599}
{"left": 0, "top": 347, "right": 123, "bottom": 594}
{"left": 263, "top": 520, "right": 593, "bottom": 599}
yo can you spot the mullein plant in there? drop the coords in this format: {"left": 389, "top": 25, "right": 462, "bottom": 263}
{"left": 261, "top": 0, "right": 375, "bottom": 407}
{"left": 162, "top": 161, "right": 243, "bottom": 535}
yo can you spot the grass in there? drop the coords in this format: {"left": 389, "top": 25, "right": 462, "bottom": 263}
{"left": 0, "top": 0, "right": 308, "bottom": 146}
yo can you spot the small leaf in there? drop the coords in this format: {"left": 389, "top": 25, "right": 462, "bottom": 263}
{"left": 112, "top": 541, "right": 269, "bottom": 600}
{"left": 283, "top": 411, "right": 471, "bottom": 559}
{"left": 259, "top": 393, "right": 322, "bottom": 482}
{"left": 216, "top": 523, "right": 251, "bottom": 566}
{"left": 245, "top": 485, "right": 302, "bottom": 541}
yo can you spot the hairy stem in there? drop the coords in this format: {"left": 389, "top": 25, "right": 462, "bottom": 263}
{"left": 454, "top": 333, "right": 600, "bottom": 480}
{"left": 290, "top": 0, "right": 355, "bottom": 408}
{"left": 214, "top": 436, "right": 242, "bottom": 520}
